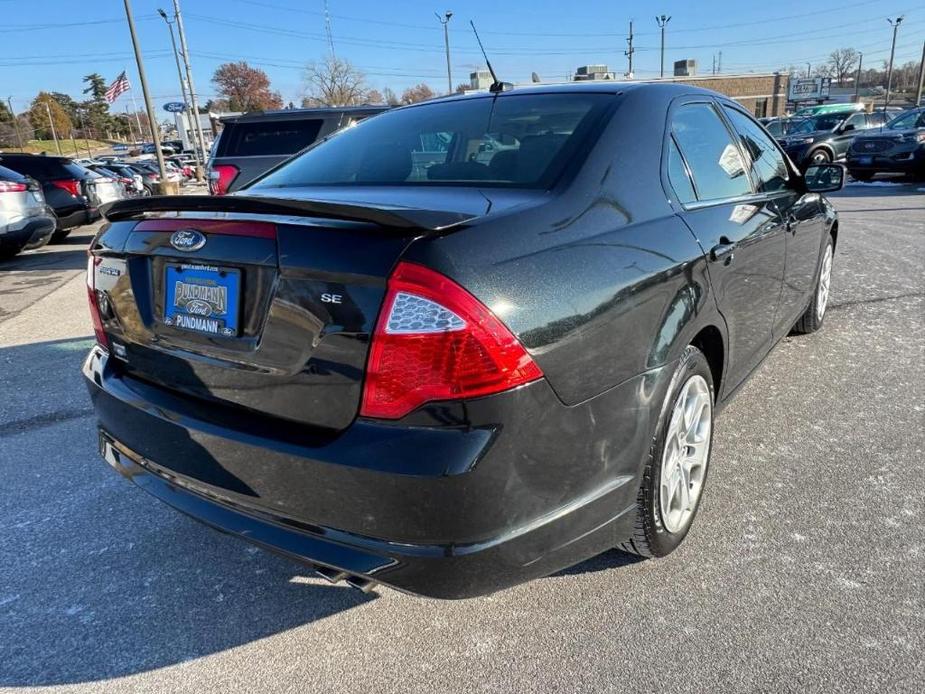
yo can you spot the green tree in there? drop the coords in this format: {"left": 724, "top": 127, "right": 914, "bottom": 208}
{"left": 82, "top": 73, "right": 107, "bottom": 102}
{"left": 0, "top": 100, "right": 12, "bottom": 122}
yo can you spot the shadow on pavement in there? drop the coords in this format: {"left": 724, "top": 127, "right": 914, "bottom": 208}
{"left": 0, "top": 336, "right": 374, "bottom": 686}
{"left": 552, "top": 548, "right": 644, "bottom": 576}
{"left": 0, "top": 232, "right": 95, "bottom": 272}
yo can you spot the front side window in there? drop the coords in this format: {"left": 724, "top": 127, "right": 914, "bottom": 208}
{"left": 667, "top": 137, "right": 696, "bottom": 204}
{"left": 722, "top": 106, "right": 789, "bottom": 194}
{"left": 249, "top": 94, "right": 610, "bottom": 189}
{"left": 844, "top": 112, "right": 868, "bottom": 130}
{"left": 670, "top": 103, "right": 753, "bottom": 202}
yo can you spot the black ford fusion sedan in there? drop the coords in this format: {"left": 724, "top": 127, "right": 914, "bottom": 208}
{"left": 84, "top": 83, "right": 842, "bottom": 598}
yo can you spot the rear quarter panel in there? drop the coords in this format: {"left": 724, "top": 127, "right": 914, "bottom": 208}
{"left": 404, "top": 88, "right": 721, "bottom": 405}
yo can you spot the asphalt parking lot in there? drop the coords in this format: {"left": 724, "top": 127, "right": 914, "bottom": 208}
{"left": 1, "top": 181, "right": 923, "bottom": 693}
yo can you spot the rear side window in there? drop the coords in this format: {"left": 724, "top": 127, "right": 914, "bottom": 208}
{"left": 219, "top": 119, "right": 325, "bottom": 157}
{"left": 667, "top": 137, "right": 696, "bottom": 204}
{"left": 671, "top": 103, "right": 753, "bottom": 202}
{"left": 722, "top": 106, "right": 789, "bottom": 194}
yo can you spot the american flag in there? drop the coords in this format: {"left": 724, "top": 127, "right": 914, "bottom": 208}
{"left": 104, "top": 72, "right": 131, "bottom": 103}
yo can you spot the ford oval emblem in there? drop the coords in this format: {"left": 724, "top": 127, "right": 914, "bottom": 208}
{"left": 170, "top": 229, "right": 206, "bottom": 252}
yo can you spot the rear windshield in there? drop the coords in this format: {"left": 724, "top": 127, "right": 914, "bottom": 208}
{"left": 219, "top": 119, "right": 325, "bottom": 157}
{"left": 249, "top": 93, "right": 611, "bottom": 190}
{"left": 0, "top": 157, "right": 96, "bottom": 180}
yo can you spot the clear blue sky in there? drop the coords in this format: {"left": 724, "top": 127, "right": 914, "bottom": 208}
{"left": 2, "top": 0, "right": 923, "bottom": 114}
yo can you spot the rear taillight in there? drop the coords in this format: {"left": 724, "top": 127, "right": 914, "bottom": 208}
{"left": 51, "top": 179, "right": 81, "bottom": 197}
{"left": 360, "top": 262, "right": 543, "bottom": 419}
{"left": 208, "top": 164, "right": 239, "bottom": 196}
{"left": 0, "top": 181, "right": 27, "bottom": 193}
{"left": 86, "top": 254, "right": 110, "bottom": 351}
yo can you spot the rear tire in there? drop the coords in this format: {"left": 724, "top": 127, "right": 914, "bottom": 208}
{"left": 806, "top": 149, "right": 832, "bottom": 168}
{"left": 50, "top": 228, "right": 72, "bottom": 244}
{"left": 619, "top": 345, "right": 715, "bottom": 558}
{"left": 793, "top": 236, "right": 834, "bottom": 335}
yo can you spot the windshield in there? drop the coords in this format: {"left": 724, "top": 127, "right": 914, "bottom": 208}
{"left": 249, "top": 93, "right": 611, "bottom": 190}
{"left": 887, "top": 109, "right": 925, "bottom": 130}
{"left": 791, "top": 115, "right": 843, "bottom": 134}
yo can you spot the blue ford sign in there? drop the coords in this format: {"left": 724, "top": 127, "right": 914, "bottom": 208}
{"left": 163, "top": 102, "right": 188, "bottom": 113}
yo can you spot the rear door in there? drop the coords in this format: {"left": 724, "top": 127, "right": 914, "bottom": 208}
{"left": 720, "top": 104, "right": 828, "bottom": 337}
{"left": 665, "top": 98, "right": 786, "bottom": 395}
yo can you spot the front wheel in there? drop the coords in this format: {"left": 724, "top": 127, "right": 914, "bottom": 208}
{"left": 793, "top": 237, "right": 834, "bottom": 334}
{"left": 620, "top": 345, "right": 715, "bottom": 558}
{"left": 807, "top": 149, "right": 832, "bottom": 167}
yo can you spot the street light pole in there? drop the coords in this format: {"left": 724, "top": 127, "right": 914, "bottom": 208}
{"left": 884, "top": 16, "right": 903, "bottom": 111}
{"left": 173, "top": 0, "right": 208, "bottom": 181}
{"left": 436, "top": 10, "right": 453, "bottom": 94}
{"left": 7, "top": 97, "right": 25, "bottom": 151}
{"left": 158, "top": 7, "right": 203, "bottom": 175}
{"left": 43, "top": 101, "right": 62, "bottom": 155}
{"left": 122, "top": 0, "right": 169, "bottom": 187}
{"left": 656, "top": 15, "right": 671, "bottom": 78}
{"left": 854, "top": 52, "right": 863, "bottom": 103}
{"left": 915, "top": 40, "right": 924, "bottom": 107}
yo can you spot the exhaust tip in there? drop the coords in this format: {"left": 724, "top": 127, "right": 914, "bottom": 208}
{"left": 313, "top": 564, "right": 378, "bottom": 594}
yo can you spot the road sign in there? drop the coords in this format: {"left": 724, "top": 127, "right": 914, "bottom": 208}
{"left": 788, "top": 77, "right": 832, "bottom": 102}
{"left": 113, "top": 144, "right": 128, "bottom": 151}
{"left": 163, "top": 102, "right": 188, "bottom": 113}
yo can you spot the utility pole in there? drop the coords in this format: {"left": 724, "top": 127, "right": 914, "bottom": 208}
{"left": 718, "top": 51, "right": 722, "bottom": 74}
{"left": 854, "top": 52, "right": 863, "bottom": 103}
{"left": 806, "top": 62, "right": 811, "bottom": 78}
{"left": 625, "top": 20, "right": 634, "bottom": 78}
{"left": 884, "top": 16, "right": 903, "bottom": 111}
{"left": 173, "top": 0, "right": 208, "bottom": 181}
{"left": 76, "top": 108, "right": 92, "bottom": 157}
{"left": 915, "top": 40, "right": 924, "bottom": 106}
{"left": 435, "top": 10, "right": 453, "bottom": 94}
{"left": 158, "top": 8, "right": 203, "bottom": 174}
{"left": 43, "top": 101, "right": 62, "bottom": 155}
{"left": 6, "top": 97, "right": 25, "bottom": 151}
{"left": 123, "top": 0, "right": 168, "bottom": 186}
{"left": 712, "top": 54, "right": 716, "bottom": 75}
{"left": 656, "top": 15, "right": 671, "bottom": 78}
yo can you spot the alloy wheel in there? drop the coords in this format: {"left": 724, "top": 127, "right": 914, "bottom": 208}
{"left": 659, "top": 375, "right": 712, "bottom": 534}
{"left": 817, "top": 244, "right": 833, "bottom": 321}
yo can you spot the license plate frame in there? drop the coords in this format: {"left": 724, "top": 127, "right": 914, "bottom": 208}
{"left": 163, "top": 263, "right": 241, "bottom": 337}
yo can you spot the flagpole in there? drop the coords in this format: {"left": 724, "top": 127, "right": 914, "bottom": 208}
{"left": 127, "top": 67, "right": 144, "bottom": 138}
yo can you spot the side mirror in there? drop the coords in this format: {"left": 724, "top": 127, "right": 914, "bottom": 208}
{"left": 804, "top": 163, "right": 845, "bottom": 193}
{"left": 842, "top": 123, "right": 856, "bottom": 132}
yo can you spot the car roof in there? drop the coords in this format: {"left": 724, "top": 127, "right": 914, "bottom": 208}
{"left": 0, "top": 152, "right": 72, "bottom": 163}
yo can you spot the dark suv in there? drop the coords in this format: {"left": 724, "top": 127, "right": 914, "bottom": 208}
{"left": 846, "top": 107, "right": 925, "bottom": 180}
{"left": 207, "top": 106, "right": 389, "bottom": 195}
{"left": 776, "top": 110, "right": 890, "bottom": 169}
{"left": 0, "top": 154, "right": 117, "bottom": 241}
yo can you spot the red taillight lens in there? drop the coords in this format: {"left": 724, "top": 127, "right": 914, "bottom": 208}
{"left": 51, "top": 179, "right": 81, "bottom": 197}
{"left": 360, "top": 262, "right": 543, "bottom": 419}
{"left": 0, "top": 181, "right": 27, "bottom": 193}
{"left": 86, "top": 254, "right": 110, "bottom": 351}
{"left": 208, "top": 164, "right": 239, "bottom": 196}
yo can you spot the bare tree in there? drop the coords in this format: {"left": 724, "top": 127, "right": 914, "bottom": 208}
{"left": 400, "top": 83, "right": 435, "bottom": 104}
{"left": 382, "top": 87, "right": 400, "bottom": 106}
{"left": 827, "top": 48, "right": 859, "bottom": 86}
{"left": 365, "top": 89, "right": 384, "bottom": 104}
{"left": 303, "top": 56, "right": 369, "bottom": 107}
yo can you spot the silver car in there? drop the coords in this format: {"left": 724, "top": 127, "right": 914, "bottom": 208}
{"left": 0, "top": 164, "right": 56, "bottom": 259}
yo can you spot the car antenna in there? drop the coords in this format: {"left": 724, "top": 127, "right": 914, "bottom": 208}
{"left": 470, "top": 20, "right": 512, "bottom": 93}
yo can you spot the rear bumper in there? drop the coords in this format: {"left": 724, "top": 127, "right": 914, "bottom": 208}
{"left": 1, "top": 215, "right": 55, "bottom": 251}
{"left": 84, "top": 347, "right": 666, "bottom": 598}
{"left": 55, "top": 206, "right": 98, "bottom": 230}
{"left": 846, "top": 148, "right": 925, "bottom": 174}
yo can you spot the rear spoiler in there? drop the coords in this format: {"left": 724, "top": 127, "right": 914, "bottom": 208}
{"left": 100, "top": 195, "right": 478, "bottom": 232}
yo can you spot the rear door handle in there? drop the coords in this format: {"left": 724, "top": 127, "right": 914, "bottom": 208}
{"left": 710, "top": 239, "right": 735, "bottom": 263}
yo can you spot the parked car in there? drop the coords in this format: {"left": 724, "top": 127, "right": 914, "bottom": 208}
{"left": 776, "top": 110, "right": 890, "bottom": 169}
{"left": 85, "top": 83, "right": 842, "bottom": 598}
{"left": 0, "top": 164, "right": 56, "bottom": 259}
{"left": 846, "top": 106, "right": 925, "bottom": 180}
{"left": 791, "top": 102, "right": 865, "bottom": 118}
{"left": 95, "top": 162, "right": 147, "bottom": 196}
{"left": 758, "top": 116, "right": 805, "bottom": 138}
{"left": 131, "top": 160, "right": 184, "bottom": 189}
{"left": 141, "top": 143, "right": 176, "bottom": 156}
{"left": 0, "top": 154, "right": 122, "bottom": 242}
{"left": 207, "top": 105, "right": 389, "bottom": 195}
